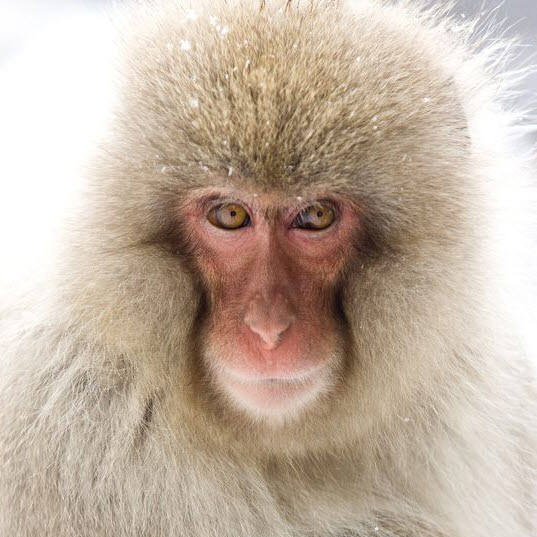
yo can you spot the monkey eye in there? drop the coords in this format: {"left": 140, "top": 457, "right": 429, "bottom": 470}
{"left": 292, "top": 204, "right": 336, "bottom": 230}
{"left": 207, "top": 203, "right": 251, "bottom": 230}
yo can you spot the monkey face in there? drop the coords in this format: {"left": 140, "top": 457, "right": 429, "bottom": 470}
{"left": 177, "top": 188, "right": 360, "bottom": 420}
{"left": 85, "top": 1, "right": 472, "bottom": 439}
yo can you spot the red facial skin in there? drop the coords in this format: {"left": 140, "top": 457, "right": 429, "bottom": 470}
{"left": 181, "top": 189, "right": 360, "bottom": 419}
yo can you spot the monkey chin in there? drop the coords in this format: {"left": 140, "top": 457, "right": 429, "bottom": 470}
{"left": 209, "top": 360, "right": 335, "bottom": 424}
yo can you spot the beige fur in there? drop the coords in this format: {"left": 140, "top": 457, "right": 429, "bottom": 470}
{"left": 0, "top": 1, "right": 535, "bottom": 536}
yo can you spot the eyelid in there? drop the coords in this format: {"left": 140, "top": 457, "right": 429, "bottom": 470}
{"left": 201, "top": 197, "right": 251, "bottom": 214}
{"left": 290, "top": 200, "right": 339, "bottom": 226}
{"left": 294, "top": 199, "right": 338, "bottom": 212}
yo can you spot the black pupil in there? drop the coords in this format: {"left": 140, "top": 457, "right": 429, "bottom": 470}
{"left": 230, "top": 210, "right": 237, "bottom": 217}
{"left": 317, "top": 211, "right": 323, "bottom": 218}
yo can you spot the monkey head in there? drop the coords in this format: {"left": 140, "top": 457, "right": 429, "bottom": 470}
{"left": 68, "top": 1, "right": 474, "bottom": 447}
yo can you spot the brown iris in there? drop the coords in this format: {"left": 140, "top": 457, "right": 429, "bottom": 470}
{"left": 207, "top": 203, "right": 250, "bottom": 229}
{"left": 293, "top": 204, "right": 336, "bottom": 230}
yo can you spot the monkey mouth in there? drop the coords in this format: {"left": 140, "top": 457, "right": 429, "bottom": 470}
{"left": 213, "top": 364, "right": 332, "bottom": 419}
{"left": 221, "top": 364, "right": 327, "bottom": 385}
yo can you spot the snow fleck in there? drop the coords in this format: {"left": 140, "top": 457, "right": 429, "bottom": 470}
{"left": 296, "top": 196, "right": 303, "bottom": 202}
{"left": 189, "top": 97, "right": 199, "bottom": 108}
{"left": 209, "top": 16, "right": 218, "bottom": 27}
{"left": 180, "top": 40, "right": 192, "bottom": 51}
{"left": 166, "top": 42, "right": 173, "bottom": 52}
{"left": 220, "top": 26, "right": 230, "bottom": 38}
{"left": 371, "top": 115, "right": 378, "bottom": 123}
{"left": 372, "top": 125, "right": 378, "bottom": 131}
{"left": 245, "top": 59, "right": 251, "bottom": 70}
{"left": 227, "top": 166, "right": 233, "bottom": 176}
{"left": 200, "top": 164, "right": 209, "bottom": 173}
{"left": 460, "top": 12, "right": 466, "bottom": 18}
{"left": 422, "top": 97, "right": 431, "bottom": 103}
{"left": 160, "top": 166, "right": 168, "bottom": 173}
{"left": 243, "top": 39, "right": 249, "bottom": 48}
{"left": 374, "top": 527, "right": 379, "bottom": 532}
{"left": 402, "top": 417, "right": 411, "bottom": 422}
{"left": 356, "top": 56, "right": 362, "bottom": 63}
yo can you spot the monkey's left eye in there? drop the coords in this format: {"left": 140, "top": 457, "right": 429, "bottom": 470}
{"left": 292, "top": 204, "right": 336, "bottom": 230}
{"left": 207, "top": 203, "right": 251, "bottom": 230}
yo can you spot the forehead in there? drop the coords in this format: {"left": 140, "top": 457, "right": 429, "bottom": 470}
{"left": 121, "top": 3, "right": 465, "bottom": 194}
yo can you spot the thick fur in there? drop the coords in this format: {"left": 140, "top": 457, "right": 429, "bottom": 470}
{"left": 0, "top": 1, "right": 536, "bottom": 536}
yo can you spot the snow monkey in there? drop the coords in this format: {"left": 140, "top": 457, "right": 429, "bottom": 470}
{"left": 0, "top": 1, "right": 535, "bottom": 536}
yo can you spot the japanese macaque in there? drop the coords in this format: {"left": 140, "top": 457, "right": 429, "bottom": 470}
{"left": 0, "top": 1, "right": 535, "bottom": 536}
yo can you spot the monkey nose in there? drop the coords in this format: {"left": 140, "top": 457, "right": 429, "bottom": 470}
{"left": 246, "top": 321, "right": 290, "bottom": 350}
{"left": 244, "top": 298, "right": 295, "bottom": 350}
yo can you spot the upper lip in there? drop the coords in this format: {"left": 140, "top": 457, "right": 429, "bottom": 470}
{"left": 220, "top": 364, "right": 327, "bottom": 385}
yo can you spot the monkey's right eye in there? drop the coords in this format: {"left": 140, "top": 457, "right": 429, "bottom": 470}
{"left": 207, "top": 203, "right": 251, "bottom": 230}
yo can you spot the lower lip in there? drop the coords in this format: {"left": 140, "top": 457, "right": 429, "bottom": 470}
{"left": 217, "top": 369, "right": 329, "bottom": 417}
